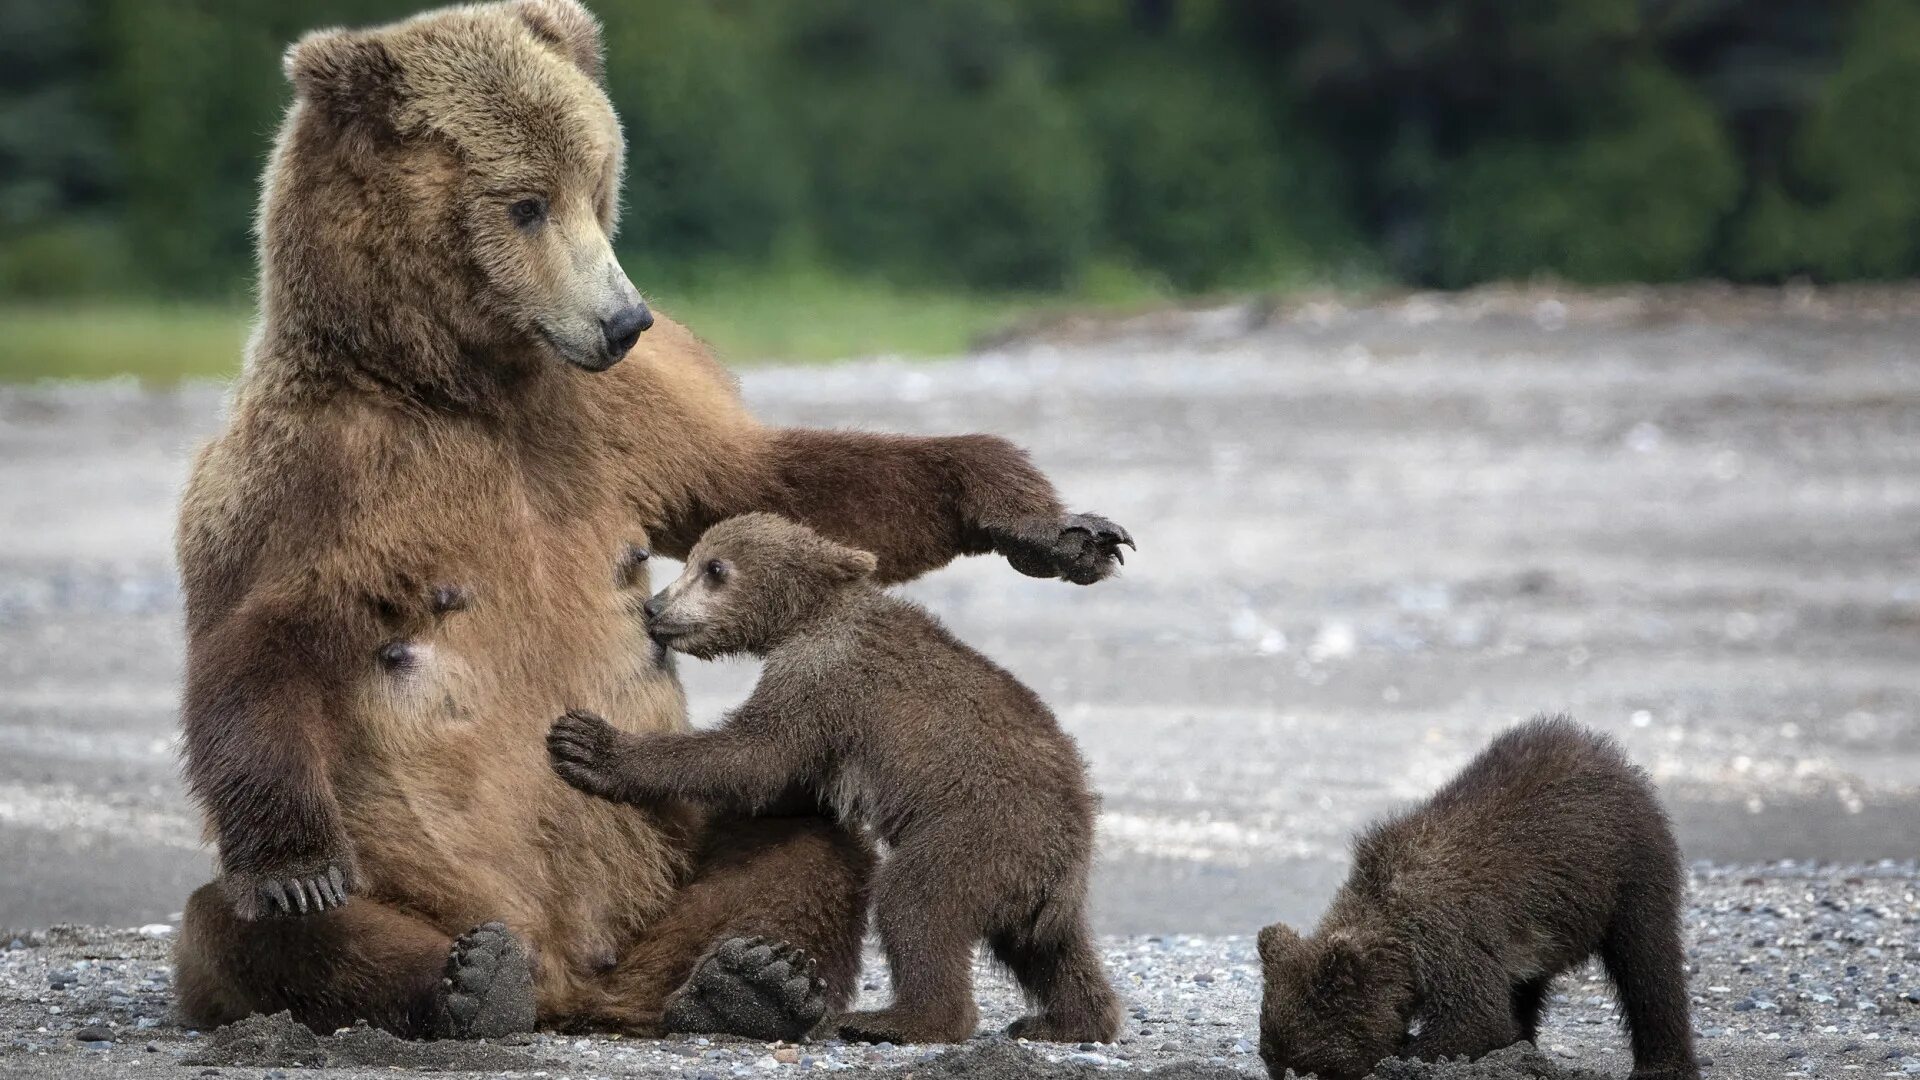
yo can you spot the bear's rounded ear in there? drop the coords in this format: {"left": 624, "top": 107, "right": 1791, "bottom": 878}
{"left": 514, "top": 0, "right": 605, "bottom": 82}
{"left": 819, "top": 541, "right": 879, "bottom": 585}
{"left": 1257, "top": 923, "right": 1301, "bottom": 967}
{"left": 1314, "top": 932, "right": 1380, "bottom": 998}
{"left": 283, "top": 29, "right": 403, "bottom": 125}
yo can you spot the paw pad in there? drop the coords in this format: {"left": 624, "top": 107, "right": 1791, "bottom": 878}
{"left": 664, "top": 936, "right": 826, "bottom": 1042}
{"left": 436, "top": 922, "right": 536, "bottom": 1040}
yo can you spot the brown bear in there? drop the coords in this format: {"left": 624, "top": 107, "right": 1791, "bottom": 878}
{"left": 1257, "top": 717, "right": 1698, "bottom": 1080}
{"left": 170, "top": 0, "right": 1131, "bottom": 1042}
{"left": 546, "top": 514, "right": 1124, "bottom": 1045}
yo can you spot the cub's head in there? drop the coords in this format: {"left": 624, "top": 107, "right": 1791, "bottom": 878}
{"left": 1256, "top": 923, "right": 1415, "bottom": 1080}
{"left": 271, "top": 0, "right": 650, "bottom": 376}
{"left": 646, "top": 514, "right": 878, "bottom": 659}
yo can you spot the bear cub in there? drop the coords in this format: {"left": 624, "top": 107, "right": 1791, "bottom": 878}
{"left": 1258, "top": 717, "right": 1697, "bottom": 1080}
{"left": 548, "top": 513, "right": 1122, "bottom": 1045}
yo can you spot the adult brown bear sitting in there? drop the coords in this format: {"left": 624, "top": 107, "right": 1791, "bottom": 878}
{"left": 171, "top": 0, "right": 1130, "bottom": 1041}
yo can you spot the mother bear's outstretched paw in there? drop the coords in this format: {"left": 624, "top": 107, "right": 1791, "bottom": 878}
{"left": 996, "top": 513, "right": 1134, "bottom": 585}
{"left": 663, "top": 936, "right": 826, "bottom": 1042}
{"left": 433, "top": 922, "right": 537, "bottom": 1040}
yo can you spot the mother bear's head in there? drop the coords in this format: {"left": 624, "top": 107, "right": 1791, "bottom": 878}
{"left": 264, "top": 0, "right": 651, "bottom": 385}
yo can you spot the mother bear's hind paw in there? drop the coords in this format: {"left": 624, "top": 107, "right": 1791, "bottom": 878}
{"left": 663, "top": 936, "right": 826, "bottom": 1042}
{"left": 434, "top": 922, "right": 537, "bottom": 1040}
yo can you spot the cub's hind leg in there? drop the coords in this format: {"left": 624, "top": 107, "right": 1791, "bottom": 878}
{"left": 1511, "top": 975, "right": 1552, "bottom": 1043}
{"left": 836, "top": 854, "right": 981, "bottom": 1044}
{"left": 991, "top": 903, "right": 1122, "bottom": 1043}
{"left": 1601, "top": 881, "right": 1701, "bottom": 1080}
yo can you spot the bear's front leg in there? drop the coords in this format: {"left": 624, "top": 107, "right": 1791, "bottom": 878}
{"left": 698, "top": 428, "right": 1134, "bottom": 586}
{"left": 986, "top": 512, "right": 1134, "bottom": 586}
{"left": 548, "top": 710, "right": 799, "bottom": 813}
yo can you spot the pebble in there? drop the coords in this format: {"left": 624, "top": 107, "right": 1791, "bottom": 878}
{"left": 71, "top": 1025, "right": 112, "bottom": 1043}
{"left": 0, "top": 870, "right": 1915, "bottom": 1076}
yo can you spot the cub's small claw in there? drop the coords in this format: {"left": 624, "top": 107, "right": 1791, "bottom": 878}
{"left": 549, "top": 709, "right": 645, "bottom": 803}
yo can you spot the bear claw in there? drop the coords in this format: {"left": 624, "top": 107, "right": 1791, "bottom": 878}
{"left": 435, "top": 922, "right": 537, "bottom": 1040}
{"left": 997, "top": 513, "right": 1135, "bottom": 586}
{"left": 237, "top": 863, "right": 352, "bottom": 919}
{"left": 663, "top": 935, "right": 827, "bottom": 1042}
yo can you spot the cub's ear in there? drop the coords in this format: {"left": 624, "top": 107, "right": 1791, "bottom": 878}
{"left": 1257, "top": 923, "right": 1301, "bottom": 967}
{"left": 819, "top": 540, "right": 879, "bottom": 585}
{"left": 1313, "top": 932, "right": 1379, "bottom": 998}
{"left": 515, "top": 0, "right": 605, "bottom": 81}
{"left": 283, "top": 29, "right": 403, "bottom": 126}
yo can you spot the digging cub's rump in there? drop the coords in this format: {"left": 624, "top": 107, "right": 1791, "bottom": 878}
{"left": 549, "top": 513, "right": 1123, "bottom": 1044}
{"left": 1258, "top": 717, "right": 1698, "bottom": 1080}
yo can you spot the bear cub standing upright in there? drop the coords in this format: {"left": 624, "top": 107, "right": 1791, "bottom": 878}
{"left": 548, "top": 513, "right": 1123, "bottom": 1045}
{"left": 1258, "top": 717, "right": 1698, "bottom": 1080}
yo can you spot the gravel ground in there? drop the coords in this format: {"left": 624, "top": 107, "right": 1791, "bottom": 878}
{"left": 2, "top": 865, "right": 1916, "bottom": 1078}
{"left": 3, "top": 284, "right": 1919, "bottom": 1075}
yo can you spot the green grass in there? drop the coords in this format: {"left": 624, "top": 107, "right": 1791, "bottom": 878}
{"left": 0, "top": 302, "right": 255, "bottom": 383}
{"left": 0, "top": 265, "right": 1182, "bottom": 383}
{"left": 643, "top": 270, "right": 1069, "bottom": 364}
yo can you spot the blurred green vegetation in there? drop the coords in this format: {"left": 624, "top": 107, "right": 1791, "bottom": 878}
{"left": 0, "top": 265, "right": 1184, "bottom": 382}
{"left": 1, "top": 0, "right": 1914, "bottom": 378}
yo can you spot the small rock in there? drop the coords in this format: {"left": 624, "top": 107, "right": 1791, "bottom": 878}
{"left": 1069, "top": 1052, "right": 1114, "bottom": 1067}
{"left": 72, "top": 1025, "right": 113, "bottom": 1043}
{"left": 774, "top": 1048, "right": 800, "bottom": 1064}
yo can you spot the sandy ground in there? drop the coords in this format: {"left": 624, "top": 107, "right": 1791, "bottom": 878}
{"left": 2, "top": 284, "right": 1919, "bottom": 1075}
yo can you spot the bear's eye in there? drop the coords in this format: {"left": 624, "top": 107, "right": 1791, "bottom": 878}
{"left": 704, "top": 559, "right": 729, "bottom": 585}
{"left": 508, "top": 197, "right": 548, "bottom": 229}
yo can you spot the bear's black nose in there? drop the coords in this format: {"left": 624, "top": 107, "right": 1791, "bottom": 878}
{"left": 602, "top": 303, "right": 653, "bottom": 360}
{"left": 642, "top": 594, "right": 664, "bottom": 621}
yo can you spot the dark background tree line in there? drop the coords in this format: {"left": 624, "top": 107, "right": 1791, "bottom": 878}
{"left": 4, "top": 0, "right": 1918, "bottom": 303}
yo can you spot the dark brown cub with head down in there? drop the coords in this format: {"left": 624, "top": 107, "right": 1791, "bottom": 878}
{"left": 1258, "top": 717, "right": 1698, "bottom": 1080}
{"left": 549, "top": 513, "right": 1124, "bottom": 1045}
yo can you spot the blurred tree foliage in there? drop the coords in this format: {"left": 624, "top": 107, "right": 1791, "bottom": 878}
{"left": 2, "top": 0, "right": 1914, "bottom": 298}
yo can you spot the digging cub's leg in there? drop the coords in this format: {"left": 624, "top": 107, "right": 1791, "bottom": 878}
{"left": 1401, "top": 964, "right": 1520, "bottom": 1062}
{"left": 572, "top": 815, "right": 873, "bottom": 1039}
{"left": 1602, "top": 883, "right": 1702, "bottom": 1080}
{"left": 1511, "top": 975, "right": 1552, "bottom": 1043}
{"left": 174, "top": 883, "right": 534, "bottom": 1039}
{"left": 837, "top": 854, "right": 981, "bottom": 1044}
{"left": 992, "top": 918, "right": 1122, "bottom": 1043}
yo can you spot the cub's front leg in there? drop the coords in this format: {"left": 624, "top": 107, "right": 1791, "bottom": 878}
{"left": 547, "top": 709, "right": 799, "bottom": 814}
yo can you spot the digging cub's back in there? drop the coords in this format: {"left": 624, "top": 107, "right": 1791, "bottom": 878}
{"left": 767, "top": 594, "right": 1095, "bottom": 846}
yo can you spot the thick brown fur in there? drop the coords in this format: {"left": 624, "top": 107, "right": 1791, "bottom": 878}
{"left": 1257, "top": 717, "right": 1698, "bottom": 1080}
{"left": 172, "top": 0, "right": 1127, "bottom": 1040}
{"left": 547, "top": 514, "right": 1124, "bottom": 1045}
